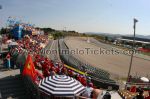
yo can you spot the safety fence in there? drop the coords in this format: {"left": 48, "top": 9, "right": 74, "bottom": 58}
{"left": 58, "top": 39, "right": 119, "bottom": 90}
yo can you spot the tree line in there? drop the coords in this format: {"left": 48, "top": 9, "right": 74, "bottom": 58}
{"left": 0, "top": 27, "right": 107, "bottom": 41}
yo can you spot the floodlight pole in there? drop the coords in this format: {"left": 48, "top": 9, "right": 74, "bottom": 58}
{"left": 0, "top": 5, "right": 2, "bottom": 10}
{"left": 125, "top": 18, "right": 138, "bottom": 89}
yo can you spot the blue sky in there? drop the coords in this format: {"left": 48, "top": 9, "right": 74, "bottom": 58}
{"left": 0, "top": 0, "right": 150, "bottom": 35}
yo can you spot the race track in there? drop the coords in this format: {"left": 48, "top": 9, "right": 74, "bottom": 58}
{"left": 64, "top": 37, "right": 150, "bottom": 78}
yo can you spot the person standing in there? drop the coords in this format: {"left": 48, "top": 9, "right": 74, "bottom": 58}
{"left": 134, "top": 90, "right": 144, "bottom": 99}
{"left": 6, "top": 53, "right": 11, "bottom": 69}
{"left": 102, "top": 92, "right": 111, "bottom": 99}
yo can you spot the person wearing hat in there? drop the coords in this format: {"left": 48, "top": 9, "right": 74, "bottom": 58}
{"left": 102, "top": 91, "right": 111, "bottom": 99}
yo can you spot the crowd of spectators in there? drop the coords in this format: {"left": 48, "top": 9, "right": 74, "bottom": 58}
{"left": 4, "top": 34, "right": 106, "bottom": 99}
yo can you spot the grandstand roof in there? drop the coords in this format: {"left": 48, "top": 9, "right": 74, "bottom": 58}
{"left": 118, "top": 36, "right": 150, "bottom": 44}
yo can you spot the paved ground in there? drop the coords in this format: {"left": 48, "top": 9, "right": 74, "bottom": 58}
{"left": 65, "top": 37, "right": 150, "bottom": 78}
{"left": 89, "top": 37, "right": 150, "bottom": 61}
{"left": 44, "top": 40, "right": 61, "bottom": 63}
{"left": 0, "top": 69, "right": 20, "bottom": 79}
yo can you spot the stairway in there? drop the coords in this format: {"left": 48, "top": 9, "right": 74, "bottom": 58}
{"left": 0, "top": 74, "right": 29, "bottom": 99}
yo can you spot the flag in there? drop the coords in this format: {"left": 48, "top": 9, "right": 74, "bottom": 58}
{"left": 0, "top": 5, "right": 2, "bottom": 9}
{"left": 130, "top": 86, "right": 136, "bottom": 92}
{"left": 22, "top": 54, "right": 36, "bottom": 81}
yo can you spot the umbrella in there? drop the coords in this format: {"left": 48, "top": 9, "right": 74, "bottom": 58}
{"left": 140, "top": 77, "right": 149, "bottom": 82}
{"left": 39, "top": 75, "right": 85, "bottom": 97}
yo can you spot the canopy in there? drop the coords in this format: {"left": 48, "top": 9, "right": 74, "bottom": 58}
{"left": 38, "top": 75, "right": 85, "bottom": 97}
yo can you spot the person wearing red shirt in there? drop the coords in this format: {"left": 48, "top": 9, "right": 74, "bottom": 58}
{"left": 77, "top": 75, "right": 82, "bottom": 82}
{"left": 81, "top": 76, "right": 87, "bottom": 86}
{"left": 42, "top": 68, "right": 50, "bottom": 77}
{"left": 89, "top": 82, "right": 94, "bottom": 88}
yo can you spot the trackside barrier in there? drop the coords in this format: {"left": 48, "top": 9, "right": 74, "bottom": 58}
{"left": 64, "top": 64, "right": 87, "bottom": 75}
{"left": 58, "top": 39, "right": 119, "bottom": 90}
{"left": 58, "top": 39, "right": 110, "bottom": 78}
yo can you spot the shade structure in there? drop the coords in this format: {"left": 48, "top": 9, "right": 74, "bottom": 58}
{"left": 38, "top": 75, "right": 85, "bottom": 97}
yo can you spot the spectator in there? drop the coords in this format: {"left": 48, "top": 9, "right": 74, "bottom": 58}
{"left": 145, "top": 91, "right": 150, "bottom": 99}
{"left": 102, "top": 92, "right": 111, "bottom": 99}
{"left": 88, "top": 82, "right": 94, "bottom": 88}
{"left": 6, "top": 53, "right": 11, "bottom": 69}
{"left": 43, "top": 69, "right": 50, "bottom": 77}
{"left": 50, "top": 70, "right": 56, "bottom": 76}
{"left": 81, "top": 76, "right": 87, "bottom": 86}
{"left": 136, "top": 87, "right": 142, "bottom": 93}
{"left": 130, "top": 86, "right": 137, "bottom": 92}
{"left": 82, "top": 86, "right": 93, "bottom": 98}
{"left": 134, "top": 90, "right": 144, "bottom": 99}
{"left": 93, "top": 89, "right": 103, "bottom": 99}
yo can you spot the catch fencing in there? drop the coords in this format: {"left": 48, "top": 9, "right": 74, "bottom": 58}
{"left": 58, "top": 39, "right": 119, "bottom": 90}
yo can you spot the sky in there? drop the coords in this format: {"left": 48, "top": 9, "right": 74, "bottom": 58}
{"left": 0, "top": 0, "right": 150, "bottom": 35}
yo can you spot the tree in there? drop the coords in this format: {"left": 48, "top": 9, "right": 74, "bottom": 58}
{"left": 105, "top": 36, "right": 108, "bottom": 41}
{"left": 40, "top": 28, "right": 55, "bottom": 34}
{"left": 0, "top": 28, "right": 7, "bottom": 34}
{"left": 52, "top": 31, "right": 64, "bottom": 40}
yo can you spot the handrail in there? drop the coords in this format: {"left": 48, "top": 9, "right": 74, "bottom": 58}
{"left": 64, "top": 64, "right": 116, "bottom": 84}
{"left": 64, "top": 64, "right": 87, "bottom": 75}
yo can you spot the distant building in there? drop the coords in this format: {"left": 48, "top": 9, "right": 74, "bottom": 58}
{"left": 11, "top": 24, "right": 23, "bottom": 40}
{"left": 117, "top": 36, "right": 150, "bottom": 52}
{"left": 118, "top": 36, "right": 150, "bottom": 44}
